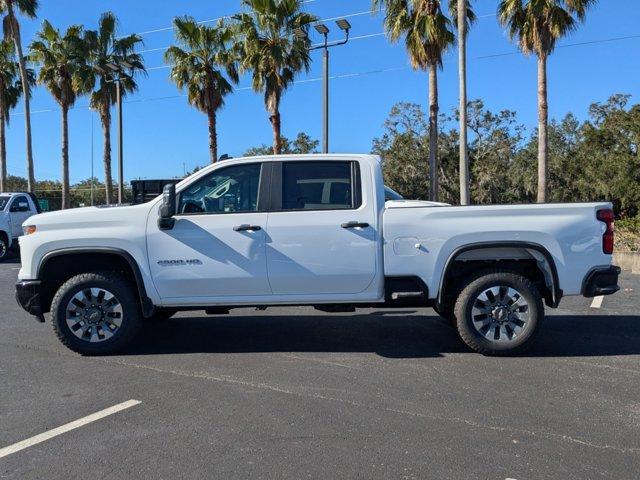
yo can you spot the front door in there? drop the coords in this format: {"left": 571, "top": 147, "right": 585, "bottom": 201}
{"left": 147, "top": 162, "right": 271, "bottom": 301}
{"left": 265, "top": 160, "right": 378, "bottom": 295}
{"left": 9, "top": 195, "right": 32, "bottom": 238}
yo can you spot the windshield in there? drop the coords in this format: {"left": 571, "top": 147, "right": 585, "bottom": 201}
{"left": 384, "top": 186, "right": 404, "bottom": 201}
{"left": 0, "top": 195, "right": 10, "bottom": 210}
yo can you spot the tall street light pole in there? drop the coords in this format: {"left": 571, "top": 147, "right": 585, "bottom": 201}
{"left": 116, "top": 78, "right": 123, "bottom": 204}
{"left": 295, "top": 19, "right": 351, "bottom": 154}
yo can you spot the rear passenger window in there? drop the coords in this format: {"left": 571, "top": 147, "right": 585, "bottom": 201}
{"left": 282, "top": 161, "right": 361, "bottom": 211}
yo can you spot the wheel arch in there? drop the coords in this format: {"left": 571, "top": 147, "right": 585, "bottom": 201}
{"left": 37, "top": 247, "right": 154, "bottom": 317}
{"left": 437, "top": 241, "right": 561, "bottom": 309}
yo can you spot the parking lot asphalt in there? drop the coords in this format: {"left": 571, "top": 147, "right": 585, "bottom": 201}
{"left": 1, "top": 258, "right": 639, "bottom": 479}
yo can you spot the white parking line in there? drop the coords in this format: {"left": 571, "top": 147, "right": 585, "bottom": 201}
{"left": 590, "top": 295, "right": 605, "bottom": 309}
{"left": 0, "top": 399, "right": 141, "bottom": 459}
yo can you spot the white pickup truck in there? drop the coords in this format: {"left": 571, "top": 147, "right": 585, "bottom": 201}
{"left": 16, "top": 154, "right": 620, "bottom": 356}
{"left": 0, "top": 192, "right": 41, "bottom": 261}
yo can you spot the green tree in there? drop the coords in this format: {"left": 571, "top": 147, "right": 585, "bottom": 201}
{"left": 234, "top": 0, "right": 317, "bottom": 154}
{"left": 373, "top": 0, "right": 454, "bottom": 202}
{"left": 498, "top": 0, "right": 596, "bottom": 203}
{"left": 449, "top": 0, "right": 476, "bottom": 204}
{"left": 29, "top": 20, "right": 93, "bottom": 209}
{"left": 86, "top": 11, "right": 145, "bottom": 205}
{"left": 581, "top": 95, "right": 640, "bottom": 216}
{"left": 71, "top": 177, "right": 106, "bottom": 207}
{"left": 465, "top": 100, "right": 525, "bottom": 204}
{"left": 372, "top": 102, "right": 460, "bottom": 204}
{"left": 244, "top": 132, "right": 319, "bottom": 156}
{"left": 0, "top": 0, "right": 37, "bottom": 192}
{"left": 166, "top": 17, "right": 238, "bottom": 164}
{"left": 0, "top": 39, "right": 32, "bottom": 192}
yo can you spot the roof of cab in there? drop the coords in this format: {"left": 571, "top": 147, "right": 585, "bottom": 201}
{"left": 219, "top": 153, "right": 381, "bottom": 164}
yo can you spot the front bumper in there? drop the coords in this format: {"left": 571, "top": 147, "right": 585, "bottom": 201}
{"left": 16, "top": 280, "right": 45, "bottom": 322}
{"left": 582, "top": 265, "right": 621, "bottom": 297}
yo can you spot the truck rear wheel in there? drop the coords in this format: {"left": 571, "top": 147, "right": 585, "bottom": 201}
{"left": 50, "top": 271, "right": 142, "bottom": 355}
{"left": 454, "top": 270, "right": 544, "bottom": 356}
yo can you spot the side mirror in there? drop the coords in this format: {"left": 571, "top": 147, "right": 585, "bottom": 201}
{"left": 158, "top": 184, "right": 176, "bottom": 230}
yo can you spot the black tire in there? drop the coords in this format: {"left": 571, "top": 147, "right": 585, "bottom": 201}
{"left": 146, "top": 307, "right": 177, "bottom": 323}
{"left": 50, "top": 271, "right": 142, "bottom": 355}
{"left": 454, "top": 270, "right": 544, "bottom": 356}
{"left": 0, "top": 235, "right": 8, "bottom": 262}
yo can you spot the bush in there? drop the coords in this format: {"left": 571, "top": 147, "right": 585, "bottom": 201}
{"left": 616, "top": 217, "right": 640, "bottom": 252}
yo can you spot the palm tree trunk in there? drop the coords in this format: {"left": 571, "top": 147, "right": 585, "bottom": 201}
{"left": 458, "top": 0, "right": 470, "bottom": 206}
{"left": 61, "top": 105, "right": 70, "bottom": 210}
{"left": 270, "top": 110, "right": 282, "bottom": 155}
{"left": 537, "top": 54, "right": 548, "bottom": 203}
{"left": 208, "top": 108, "right": 218, "bottom": 163}
{"left": 100, "top": 106, "right": 113, "bottom": 205}
{"left": 0, "top": 116, "right": 6, "bottom": 193}
{"left": 428, "top": 65, "right": 439, "bottom": 202}
{"left": 7, "top": 6, "right": 35, "bottom": 192}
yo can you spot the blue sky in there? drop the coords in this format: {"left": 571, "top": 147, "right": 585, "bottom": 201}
{"left": 5, "top": 0, "right": 640, "bottom": 184}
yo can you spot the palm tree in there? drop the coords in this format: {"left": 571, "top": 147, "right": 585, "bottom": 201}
{"left": 498, "top": 0, "right": 596, "bottom": 203}
{"left": 165, "top": 17, "right": 238, "bottom": 164}
{"left": 373, "top": 0, "right": 454, "bottom": 202}
{"left": 30, "top": 20, "right": 93, "bottom": 209}
{"left": 449, "top": 0, "right": 475, "bottom": 205}
{"left": 234, "top": 0, "right": 317, "bottom": 155}
{"left": 0, "top": 39, "right": 32, "bottom": 192}
{"left": 0, "top": 0, "right": 37, "bottom": 192}
{"left": 86, "top": 12, "right": 145, "bottom": 204}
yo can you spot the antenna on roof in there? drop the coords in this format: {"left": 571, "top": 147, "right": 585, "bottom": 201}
{"left": 218, "top": 154, "right": 232, "bottom": 162}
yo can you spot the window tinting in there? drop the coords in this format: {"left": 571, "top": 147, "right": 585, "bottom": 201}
{"left": 0, "top": 196, "right": 10, "bottom": 210}
{"left": 10, "top": 196, "right": 29, "bottom": 212}
{"left": 282, "top": 162, "right": 359, "bottom": 211}
{"left": 178, "top": 163, "right": 262, "bottom": 215}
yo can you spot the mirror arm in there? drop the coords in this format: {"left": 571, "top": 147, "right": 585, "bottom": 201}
{"left": 158, "top": 217, "right": 175, "bottom": 231}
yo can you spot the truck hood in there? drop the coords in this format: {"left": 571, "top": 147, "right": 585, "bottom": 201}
{"left": 385, "top": 199, "right": 451, "bottom": 208}
{"left": 24, "top": 203, "right": 152, "bottom": 230}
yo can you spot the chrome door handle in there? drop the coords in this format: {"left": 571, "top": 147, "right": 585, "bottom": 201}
{"left": 233, "top": 224, "right": 262, "bottom": 232}
{"left": 341, "top": 221, "right": 369, "bottom": 229}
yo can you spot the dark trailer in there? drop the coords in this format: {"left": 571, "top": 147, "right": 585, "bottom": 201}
{"left": 130, "top": 179, "right": 181, "bottom": 205}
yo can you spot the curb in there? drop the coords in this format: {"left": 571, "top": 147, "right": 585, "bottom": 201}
{"left": 613, "top": 252, "right": 640, "bottom": 274}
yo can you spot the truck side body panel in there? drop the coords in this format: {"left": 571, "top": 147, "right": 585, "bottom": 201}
{"left": 383, "top": 202, "right": 613, "bottom": 298}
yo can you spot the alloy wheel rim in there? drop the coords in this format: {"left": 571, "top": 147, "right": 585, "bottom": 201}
{"left": 0, "top": 241, "right": 6, "bottom": 259}
{"left": 470, "top": 285, "right": 530, "bottom": 343}
{"left": 65, "top": 288, "right": 123, "bottom": 343}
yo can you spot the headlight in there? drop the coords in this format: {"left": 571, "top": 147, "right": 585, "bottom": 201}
{"left": 23, "top": 225, "right": 37, "bottom": 235}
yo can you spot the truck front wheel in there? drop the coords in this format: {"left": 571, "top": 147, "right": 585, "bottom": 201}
{"left": 454, "top": 270, "right": 544, "bottom": 356}
{"left": 50, "top": 271, "right": 142, "bottom": 355}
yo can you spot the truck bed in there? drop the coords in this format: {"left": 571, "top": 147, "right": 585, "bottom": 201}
{"left": 383, "top": 201, "right": 613, "bottom": 298}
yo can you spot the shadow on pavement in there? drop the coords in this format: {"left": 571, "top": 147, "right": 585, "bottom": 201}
{"left": 0, "top": 257, "right": 21, "bottom": 265}
{"left": 126, "top": 313, "right": 640, "bottom": 358}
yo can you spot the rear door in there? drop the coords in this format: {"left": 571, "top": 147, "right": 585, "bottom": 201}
{"left": 265, "top": 160, "right": 378, "bottom": 295}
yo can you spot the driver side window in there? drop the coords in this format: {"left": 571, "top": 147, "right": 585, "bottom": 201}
{"left": 178, "top": 163, "right": 262, "bottom": 215}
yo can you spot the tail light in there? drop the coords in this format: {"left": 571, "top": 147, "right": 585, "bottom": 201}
{"left": 596, "top": 209, "right": 614, "bottom": 254}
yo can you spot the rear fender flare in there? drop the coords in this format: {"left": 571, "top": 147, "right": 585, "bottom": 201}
{"left": 437, "top": 241, "right": 561, "bottom": 308}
